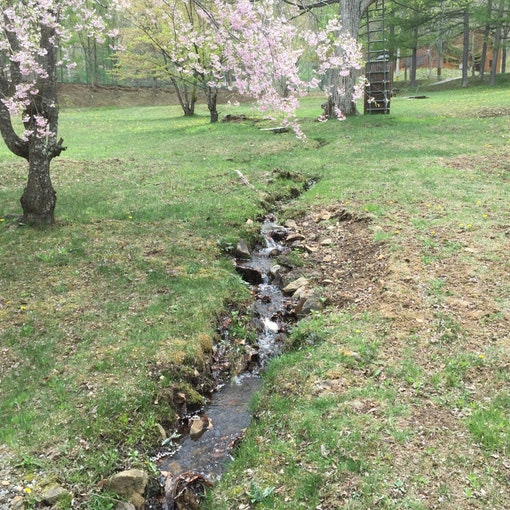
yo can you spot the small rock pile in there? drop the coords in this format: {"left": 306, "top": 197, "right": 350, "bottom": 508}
{"left": 0, "top": 450, "right": 148, "bottom": 510}
{"left": 0, "top": 445, "right": 33, "bottom": 510}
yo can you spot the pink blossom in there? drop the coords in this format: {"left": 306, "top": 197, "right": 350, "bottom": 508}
{"left": 1, "top": 0, "right": 116, "bottom": 141}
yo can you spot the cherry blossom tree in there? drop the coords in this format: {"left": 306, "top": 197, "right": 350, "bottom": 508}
{"left": 116, "top": 0, "right": 363, "bottom": 133}
{"left": 117, "top": 0, "right": 224, "bottom": 121}
{"left": 0, "top": 0, "right": 115, "bottom": 224}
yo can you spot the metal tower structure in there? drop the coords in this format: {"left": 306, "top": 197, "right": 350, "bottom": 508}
{"left": 364, "top": 0, "right": 392, "bottom": 114}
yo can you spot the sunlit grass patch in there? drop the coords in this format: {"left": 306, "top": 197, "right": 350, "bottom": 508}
{"left": 468, "top": 392, "right": 510, "bottom": 454}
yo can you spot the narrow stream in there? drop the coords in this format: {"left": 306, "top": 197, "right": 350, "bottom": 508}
{"left": 154, "top": 216, "right": 290, "bottom": 509}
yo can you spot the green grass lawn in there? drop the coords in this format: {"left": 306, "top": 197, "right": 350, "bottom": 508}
{"left": 1, "top": 77, "right": 509, "bottom": 509}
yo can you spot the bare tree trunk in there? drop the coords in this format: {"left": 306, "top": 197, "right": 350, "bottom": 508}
{"left": 462, "top": 8, "right": 469, "bottom": 88}
{"left": 206, "top": 86, "right": 219, "bottom": 123}
{"left": 325, "top": 0, "right": 377, "bottom": 117}
{"left": 502, "top": 28, "right": 508, "bottom": 74}
{"left": 326, "top": 66, "right": 360, "bottom": 118}
{"left": 171, "top": 78, "right": 197, "bottom": 116}
{"left": 410, "top": 39, "right": 418, "bottom": 88}
{"left": 0, "top": 19, "right": 65, "bottom": 225}
{"left": 182, "top": 82, "right": 197, "bottom": 116}
{"left": 437, "top": 38, "right": 443, "bottom": 81}
{"left": 93, "top": 39, "right": 98, "bottom": 86}
{"left": 490, "top": 0, "right": 505, "bottom": 86}
{"left": 22, "top": 23, "right": 65, "bottom": 225}
{"left": 83, "top": 37, "right": 96, "bottom": 86}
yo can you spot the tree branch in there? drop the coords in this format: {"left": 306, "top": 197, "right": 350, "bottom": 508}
{"left": 281, "top": 0, "right": 337, "bottom": 13}
{"left": 0, "top": 83, "right": 29, "bottom": 160}
{"left": 48, "top": 137, "right": 67, "bottom": 159}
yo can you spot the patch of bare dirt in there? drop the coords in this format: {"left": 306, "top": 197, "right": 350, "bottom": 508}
{"left": 442, "top": 151, "right": 510, "bottom": 180}
{"left": 284, "top": 200, "right": 509, "bottom": 351}
{"left": 282, "top": 206, "right": 387, "bottom": 311}
{"left": 57, "top": 83, "right": 180, "bottom": 108}
{"left": 57, "top": 83, "right": 243, "bottom": 109}
{"left": 474, "top": 106, "right": 510, "bottom": 118}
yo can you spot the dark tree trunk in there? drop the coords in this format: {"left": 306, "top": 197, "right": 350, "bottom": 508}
{"left": 206, "top": 86, "right": 219, "bottom": 123}
{"left": 479, "top": 0, "right": 492, "bottom": 79}
{"left": 195, "top": 69, "right": 218, "bottom": 122}
{"left": 502, "top": 29, "right": 508, "bottom": 74}
{"left": 151, "top": 76, "right": 158, "bottom": 96}
{"left": 321, "top": 96, "right": 337, "bottom": 120}
{"left": 171, "top": 78, "right": 197, "bottom": 116}
{"left": 490, "top": 0, "right": 505, "bottom": 86}
{"left": 462, "top": 8, "right": 469, "bottom": 88}
{"left": 21, "top": 141, "right": 57, "bottom": 225}
{"left": 183, "top": 83, "right": 197, "bottom": 116}
{"left": 410, "top": 43, "right": 418, "bottom": 88}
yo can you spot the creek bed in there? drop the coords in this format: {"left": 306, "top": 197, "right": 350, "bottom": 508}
{"left": 160, "top": 374, "right": 262, "bottom": 480}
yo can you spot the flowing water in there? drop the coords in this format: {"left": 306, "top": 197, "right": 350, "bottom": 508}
{"left": 160, "top": 374, "right": 262, "bottom": 480}
{"left": 154, "top": 217, "right": 290, "bottom": 508}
